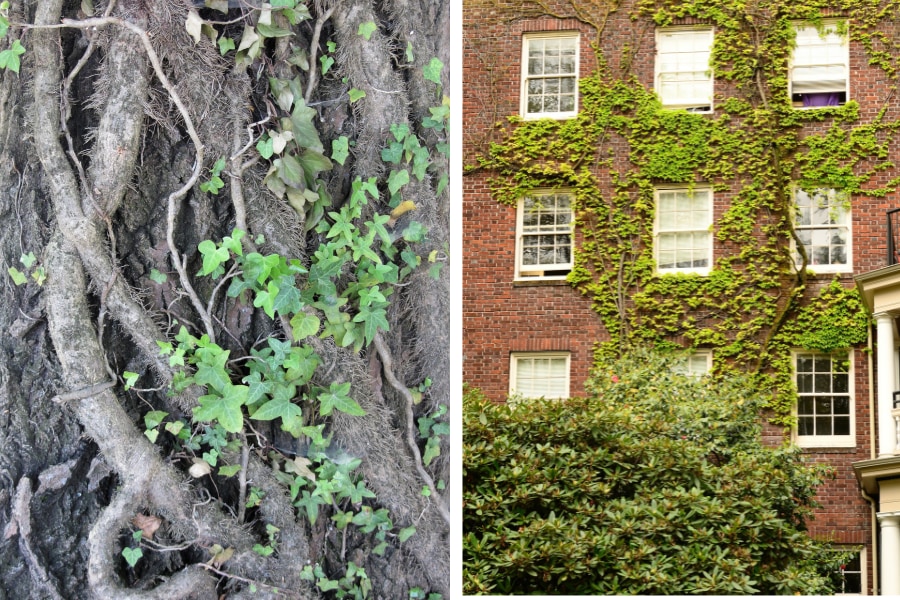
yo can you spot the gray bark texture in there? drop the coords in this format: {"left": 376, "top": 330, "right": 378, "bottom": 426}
{"left": 0, "top": 0, "right": 450, "bottom": 597}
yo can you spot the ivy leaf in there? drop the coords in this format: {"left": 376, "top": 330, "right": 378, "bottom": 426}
{"left": 284, "top": 345, "right": 319, "bottom": 383}
{"left": 290, "top": 311, "right": 321, "bottom": 339}
{"left": 193, "top": 384, "right": 248, "bottom": 433}
{"left": 251, "top": 391, "right": 302, "bottom": 423}
{"left": 253, "top": 279, "right": 280, "bottom": 319}
{"left": 0, "top": 40, "right": 25, "bottom": 74}
{"left": 149, "top": 268, "right": 167, "bottom": 284}
{"left": 381, "top": 141, "right": 403, "bottom": 164}
{"left": 320, "top": 55, "right": 334, "bottom": 75}
{"left": 402, "top": 221, "right": 428, "bottom": 243}
{"left": 398, "top": 525, "right": 416, "bottom": 543}
{"left": 291, "top": 99, "right": 324, "bottom": 152}
{"left": 185, "top": 9, "right": 204, "bottom": 44}
{"left": 353, "top": 306, "right": 390, "bottom": 346}
{"left": 406, "top": 41, "right": 414, "bottom": 62}
{"left": 272, "top": 274, "right": 302, "bottom": 316}
{"left": 198, "top": 239, "right": 230, "bottom": 277}
{"left": 143, "top": 410, "right": 168, "bottom": 429}
{"left": 331, "top": 136, "right": 350, "bottom": 165}
{"left": 219, "top": 464, "right": 241, "bottom": 477}
{"left": 317, "top": 382, "right": 365, "bottom": 417}
{"left": 257, "top": 23, "right": 293, "bottom": 38}
{"left": 348, "top": 88, "right": 366, "bottom": 103}
{"left": 423, "top": 57, "right": 443, "bottom": 85}
{"left": 20, "top": 252, "right": 36, "bottom": 268}
{"left": 387, "top": 169, "right": 410, "bottom": 196}
{"left": 256, "top": 136, "right": 275, "bottom": 160}
{"left": 122, "top": 547, "right": 142, "bottom": 568}
{"left": 7, "top": 267, "right": 26, "bottom": 286}
{"left": 422, "top": 436, "right": 441, "bottom": 466}
{"left": 357, "top": 21, "right": 376, "bottom": 40}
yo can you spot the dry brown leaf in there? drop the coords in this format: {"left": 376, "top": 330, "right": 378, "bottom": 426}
{"left": 132, "top": 514, "right": 162, "bottom": 541}
{"left": 284, "top": 456, "right": 316, "bottom": 481}
{"left": 189, "top": 459, "right": 212, "bottom": 478}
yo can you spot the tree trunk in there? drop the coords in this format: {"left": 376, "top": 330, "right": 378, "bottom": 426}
{"left": 0, "top": 0, "right": 449, "bottom": 597}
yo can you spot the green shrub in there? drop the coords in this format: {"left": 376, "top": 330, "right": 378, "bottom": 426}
{"left": 463, "top": 350, "right": 848, "bottom": 595}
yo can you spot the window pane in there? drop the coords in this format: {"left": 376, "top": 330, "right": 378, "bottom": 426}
{"left": 796, "top": 352, "right": 851, "bottom": 440}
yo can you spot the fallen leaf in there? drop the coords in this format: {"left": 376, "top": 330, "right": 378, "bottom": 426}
{"left": 284, "top": 456, "right": 316, "bottom": 481}
{"left": 189, "top": 459, "right": 212, "bottom": 478}
{"left": 132, "top": 514, "right": 162, "bottom": 541}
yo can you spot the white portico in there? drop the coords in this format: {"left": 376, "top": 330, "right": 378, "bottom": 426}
{"left": 855, "top": 263, "right": 900, "bottom": 595}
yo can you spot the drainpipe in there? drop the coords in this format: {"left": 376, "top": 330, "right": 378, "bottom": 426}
{"left": 864, "top": 327, "right": 879, "bottom": 594}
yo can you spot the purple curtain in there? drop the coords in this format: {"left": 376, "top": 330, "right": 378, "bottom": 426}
{"left": 803, "top": 93, "right": 840, "bottom": 107}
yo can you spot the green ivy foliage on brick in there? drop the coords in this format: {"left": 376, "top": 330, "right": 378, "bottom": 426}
{"left": 472, "top": 0, "right": 891, "bottom": 423}
{"left": 463, "top": 351, "right": 853, "bottom": 595}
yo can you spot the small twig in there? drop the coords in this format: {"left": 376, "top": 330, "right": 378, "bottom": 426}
{"left": 52, "top": 380, "right": 116, "bottom": 404}
{"left": 304, "top": 6, "right": 335, "bottom": 104}
{"left": 237, "top": 437, "right": 250, "bottom": 523}
{"left": 372, "top": 333, "right": 450, "bottom": 526}
{"left": 13, "top": 163, "right": 28, "bottom": 256}
{"left": 196, "top": 563, "right": 300, "bottom": 598}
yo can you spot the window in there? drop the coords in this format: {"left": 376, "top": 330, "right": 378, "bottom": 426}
{"left": 655, "top": 27, "right": 714, "bottom": 112}
{"left": 790, "top": 22, "right": 848, "bottom": 108}
{"left": 521, "top": 32, "right": 579, "bottom": 119}
{"left": 515, "top": 192, "right": 574, "bottom": 280}
{"left": 510, "top": 352, "right": 570, "bottom": 399}
{"left": 830, "top": 548, "right": 864, "bottom": 595}
{"left": 793, "top": 188, "right": 851, "bottom": 272}
{"left": 794, "top": 351, "right": 854, "bottom": 448}
{"left": 673, "top": 350, "right": 712, "bottom": 378}
{"left": 655, "top": 187, "right": 713, "bottom": 275}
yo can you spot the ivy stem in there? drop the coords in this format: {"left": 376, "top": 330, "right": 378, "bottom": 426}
{"left": 372, "top": 332, "right": 450, "bottom": 526}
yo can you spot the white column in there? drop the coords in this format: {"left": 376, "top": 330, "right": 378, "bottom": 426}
{"left": 877, "top": 313, "right": 897, "bottom": 457}
{"left": 880, "top": 513, "right": 900, "bottom": 595}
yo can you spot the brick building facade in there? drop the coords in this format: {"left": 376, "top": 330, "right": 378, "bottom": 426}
{"left": 464, "top": 0, "right": 900, "bottom": 594}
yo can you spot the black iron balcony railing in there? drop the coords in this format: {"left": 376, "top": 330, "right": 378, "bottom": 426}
{"left": 889, "top": 208, "right": 900, "bottom": 266}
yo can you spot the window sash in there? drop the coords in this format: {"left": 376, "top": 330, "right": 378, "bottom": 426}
{"left": 791, "top": 24, "right": 848, "bottom": 95}
{"left": 656, "top": 28, "right": 714, "bottom": 108}
{"left": 517, "top": 193, "right": 574, "bottom": 277}
{"left": 793, "top": 189, "right": 851, "bottom": 269}
{"left": 522, "top": 34, "right": 579, "bottom": 118}
{"left": 510, "top": 354, "right": 570, "bottom": 399}
{"left": 795, "top": 352, "right": 853, "bottom": 444}
{"left": 655, "top": 188, "right": 712, "bottom": 273}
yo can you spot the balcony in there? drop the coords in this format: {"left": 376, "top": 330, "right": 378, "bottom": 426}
{"left": 889, "top": 208, "right": 900, "bottom": 266}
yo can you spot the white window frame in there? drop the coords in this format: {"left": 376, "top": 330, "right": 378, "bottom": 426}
{"left": 793, "top": 350, "right": 855, "bottom": 448}
{"left": 833, "top": 546, "right": 866, "bottom": 595}
{"left": 655, "top": 26, "right": 715, "bottom": 112}
{"left": 792, "top": 187, "right": 852, "bottom": 273}
{"left": 789, "top": 20, "right": 849, "bottom": 109}
{"left": 514, "top": 190, "right": 574, "bottom": 281}
{"left": 509, "top": 352, "right": 571, "bottom": 399}
{"left": 673, "top": 350, "right": 713, "bottom": 378}
{"left": 654, "top": 186, "right": 713, "bottom": 276}
{"left": 520, "top": 32, "right": 580, "bottom": 120}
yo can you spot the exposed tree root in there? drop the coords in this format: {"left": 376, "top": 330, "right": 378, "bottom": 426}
{"left": 5, "top": 478, "right": 64, "bottom": 600}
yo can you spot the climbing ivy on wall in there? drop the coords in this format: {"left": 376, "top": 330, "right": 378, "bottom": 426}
{"left": 470, "top": 0, "right": 900, "bottom": 424}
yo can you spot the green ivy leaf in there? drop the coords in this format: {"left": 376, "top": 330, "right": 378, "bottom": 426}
{"left": 219, "top": 464, "right": 241, "bottom": 477}
{"left": 149, "top": 268, "right": 167, "bottom": 284}
{"left": 256, "top": 136, "right": 275, "bottom": 160}
{"left": 257, "top": 23, "right": 294, "bottom": 38}
{"left": 348, "top": 88, "right": 366, "bottom": 103}
{"left": 398, "top": 525, "right": 416, "bottom": 543}
{"left": 143, "top": 410, "right": 168, "bottom": 429}
{"left": 20, "top": 252, "right": 36, "bottom": 268}
{"left": 198, "top": 239, "right": 230, "bottom": 277}
{"left": 406, "top": 41, "right": 414, "bottom": 62}
{"left": 357, "top": 21, "right": 377, "bottom": 40}
{"left": 423, "top": 57, "right": 443, "bottom": 86}
{"left": 320, "top": 55, "right": 334, "bottom": 75}
{"left": 422, "top": 436, "right": 441, "bottom": 466}
{"left": 387, "top": 169, "right": 410, "bottom": 196}
{"left": 317, "top": 382, "right": 365, "bottom": 417}
{"left": 331, "top": 136, "right": 350, "bottom": 165}
{"left": 122, "top": 547, "right": 142, "bottom": 568}
{"left": 290, "top": 311, "right": 321, "bottom": 339}
{"left": 193, "top": 384, "right": 248, "bottom": 433}
{"left": 7, "top": 266, "right": 26, "bottom": 286}
{"left": 218, "top": 36, "right": 235, "bottom": 55}
{"left": 0, "top": 40, "right": 25, "bottom": 74}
